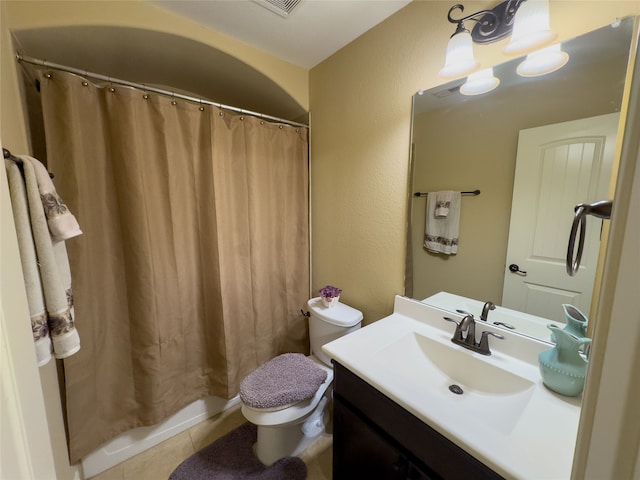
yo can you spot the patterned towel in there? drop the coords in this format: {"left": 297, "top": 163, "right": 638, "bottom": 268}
{"left": 424, "top": 190, "right": 461, "bottom": 255}
{"left": 5, "top": 156, "right": 81, "bottom": 364}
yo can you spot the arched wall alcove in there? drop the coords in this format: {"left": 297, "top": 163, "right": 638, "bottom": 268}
{"left": 12, "top": 25, "right": 308, "bottom": 123}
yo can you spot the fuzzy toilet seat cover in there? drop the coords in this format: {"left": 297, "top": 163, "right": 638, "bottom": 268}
{"left": 240, "top": 353, "right": 328, "bottom": 409}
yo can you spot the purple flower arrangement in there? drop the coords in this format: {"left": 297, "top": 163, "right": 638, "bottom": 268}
{"left": 319, "top": 285, "right": 342, "bottom": 308}
{"left": 319, "top": 285, "right": 342, "bottom": 299}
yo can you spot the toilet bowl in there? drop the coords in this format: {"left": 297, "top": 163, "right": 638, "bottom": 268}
{"left": 240, "top": 297, "right": 362, "bottom": 465}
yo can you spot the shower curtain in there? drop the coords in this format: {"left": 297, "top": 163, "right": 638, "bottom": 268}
{"left": 37, "top": 70, "right": 309, "bottom": 462}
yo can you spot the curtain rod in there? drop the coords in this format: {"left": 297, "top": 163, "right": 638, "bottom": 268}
{"left": 16, "top": 53, "right": 309, "bottom": 129}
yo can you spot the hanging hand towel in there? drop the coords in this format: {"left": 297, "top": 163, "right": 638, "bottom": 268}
{"left": 25, "top": 155, "right": 82, "bottom": 242}
{"left": 22, "top": 156, "right": 81, "bottom": 359}
{"left": 424, "top": 190, "right": 461, "bottom": 255}
{"left": 5, "top": 155, "right": 82, "bottom": 363}
{"left": 5, "top": 160, "right": 52, "bottom": 365}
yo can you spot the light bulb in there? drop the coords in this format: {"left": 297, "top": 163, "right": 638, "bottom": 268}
{"left": 516, "top": 44, "right": 569, "bottom": 77}
{"left": 504, "top": 0, "right": 557, "bottom": 55}
{"left": 460, "top": 68, "right": 500, "bottom": 96}
{"left": 439, "top": 31, "right": 480, "bottom": 79}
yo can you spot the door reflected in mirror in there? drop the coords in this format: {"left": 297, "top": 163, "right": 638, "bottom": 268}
{"left": 407, "top": 17, "right": 636, "bottom": 343}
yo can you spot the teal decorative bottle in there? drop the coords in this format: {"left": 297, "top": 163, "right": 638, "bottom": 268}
{"left": 550, "top": 304, "right": 589, "bottom": 347}
{"left": 538, "top": 324, "right": 591, "bottom": 397}
{"left": 561, "top": 304, "right": 588, "bottom": 338}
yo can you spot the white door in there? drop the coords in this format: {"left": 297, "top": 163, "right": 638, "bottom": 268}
{"left": 502, "top": 113, "right": 619, "bottom": 322}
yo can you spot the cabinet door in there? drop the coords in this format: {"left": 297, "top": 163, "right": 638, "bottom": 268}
{"left": 333, "top": 396, "right": 408, "bottom": 480}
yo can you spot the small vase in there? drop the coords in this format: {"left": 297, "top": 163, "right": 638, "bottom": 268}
{"left": 321, "top": 296, "right": 339, "bottom": 308}
{"left": 538, "top": 324, "right": 591, "bottom": 397}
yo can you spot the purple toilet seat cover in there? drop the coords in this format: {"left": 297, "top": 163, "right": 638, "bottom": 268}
{"left": 240, "top": 353, "right": 328, "bottom": 409}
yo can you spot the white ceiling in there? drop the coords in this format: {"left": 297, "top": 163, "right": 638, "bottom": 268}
{"left": 152, "top": 0, "right": 412, "bottom": 69}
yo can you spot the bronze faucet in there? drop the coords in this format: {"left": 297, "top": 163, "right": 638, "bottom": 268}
{"left": 444, "top": 314, "right": 504, "bottom": 355}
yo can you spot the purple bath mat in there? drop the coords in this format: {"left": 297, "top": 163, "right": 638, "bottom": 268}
{"left": 169, "top": 422, "right": 307, "bottom": 480}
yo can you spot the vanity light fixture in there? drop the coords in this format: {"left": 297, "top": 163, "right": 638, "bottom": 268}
{"left": 438, "top": 15, "right": 480, "bottom": 79}
{"left": 460, "top": 67, "right": 500, "bottom": 95}
{"left": 439, "top": 0, "right": 557, "bottom": 79}
{"left": 503, "top": 0, "right": 557, "bottom": 55}
{"left": 516, "top": 43, "right": 569, "bottom": 77}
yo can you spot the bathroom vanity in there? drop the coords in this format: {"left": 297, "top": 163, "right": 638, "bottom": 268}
{"left": 323, "top": 296, "right": 582, "bottom": 479}
{"left": 333, "top": 361, "right": 501, "bottom": 479}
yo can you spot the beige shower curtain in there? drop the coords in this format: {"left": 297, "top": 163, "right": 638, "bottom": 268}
{"left": 38, "top": 70, "right": 309, "bottom": 462}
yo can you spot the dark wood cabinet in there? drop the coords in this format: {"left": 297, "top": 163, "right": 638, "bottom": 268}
{"left": 334, "top": 395, "right": 410, "bottom": 479}
{"left": 332, "top": 361, "right": 503, "bottom": 480}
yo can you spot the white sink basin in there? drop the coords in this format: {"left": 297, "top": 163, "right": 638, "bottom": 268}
{"left": 375, "top": 331, "right": 536, "bottom": 434}
{"left": 323, "top": 295, "right": 582, "bottom": 479}
{"left": 379, "top": 332, "right": 534, "bottom": 395}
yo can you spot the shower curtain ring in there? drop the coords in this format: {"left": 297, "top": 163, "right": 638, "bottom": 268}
{"left": 41, "top": 59, "right": 53, "bottom": 79}
{"left": 142, "top": 84, "right": 149, "bottom": 100}
{"left": 171, "top": 91, "right": 177, "bottom": 106}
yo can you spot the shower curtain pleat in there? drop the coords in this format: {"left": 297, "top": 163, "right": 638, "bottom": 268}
{"left": 37, "top": 70, "right": 309, "bottom": 463}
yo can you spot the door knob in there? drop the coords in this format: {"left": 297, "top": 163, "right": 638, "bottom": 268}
{"left": 508, "top": 264, "right": 527, "bottom": 275}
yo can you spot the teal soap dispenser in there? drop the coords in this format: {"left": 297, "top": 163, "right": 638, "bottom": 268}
{"left": 538, "top": 324, "right": 591, "bottom": 397}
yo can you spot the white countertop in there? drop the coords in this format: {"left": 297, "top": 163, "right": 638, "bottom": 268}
{"left": 323, "top": 295, "right": 582, "bottom": 479}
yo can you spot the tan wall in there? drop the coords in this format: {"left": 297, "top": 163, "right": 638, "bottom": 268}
{"left": 310, "top": 1, "right": 640, "bottom": 324}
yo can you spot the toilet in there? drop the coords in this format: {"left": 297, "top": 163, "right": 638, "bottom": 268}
{"left": 240, "top": 297, "right": 362, "bottom": 465}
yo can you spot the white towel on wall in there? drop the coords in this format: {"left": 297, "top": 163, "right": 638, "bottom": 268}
{"left": 424, "top": 190, "right": 461, "bottom": 255}
{"left": 6, "top": 159, "right": 53, "bottom": 365}
{"left": 5, "top": 156, "right": 81, "bottom": 364}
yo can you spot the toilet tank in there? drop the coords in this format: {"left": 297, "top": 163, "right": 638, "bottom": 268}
{"left": 307, "top": 297, "right": 362, "bottom": 366}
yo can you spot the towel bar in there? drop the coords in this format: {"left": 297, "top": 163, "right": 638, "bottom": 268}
{"left": 3, "top": 148, "right": 55, "bottom": 178}
{"left": 413, "top": 189, "right": 480, "bottom": 197}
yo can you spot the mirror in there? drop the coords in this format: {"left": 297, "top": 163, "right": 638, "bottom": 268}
{"left": 407, "top": 18, "right": 636, "bottom": 342}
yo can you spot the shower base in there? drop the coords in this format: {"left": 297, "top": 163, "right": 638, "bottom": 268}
{"left": 80, "top": 395, "right": 240, "bottom": 478}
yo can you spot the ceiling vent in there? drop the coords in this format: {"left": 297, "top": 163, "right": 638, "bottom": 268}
{"left": 252, "top": 0, "right": 303, "bottom": 18}
{"left": 431, "top": 85, "right": 462, "bottom": 98}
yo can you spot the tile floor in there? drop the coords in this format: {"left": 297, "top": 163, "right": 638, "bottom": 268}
{"left": 89, "top": 404, "right": 333, "bottom": 480}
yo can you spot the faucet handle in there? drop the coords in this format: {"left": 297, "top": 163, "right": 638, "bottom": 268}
{"left": 443, "top": 316, "right": 464, "bottom": 341}
{"left": 478, "top": 330, "right": 504, "bottom": 355}
{"left": 493, "top": 321, "right": 515, "bottom": 330}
